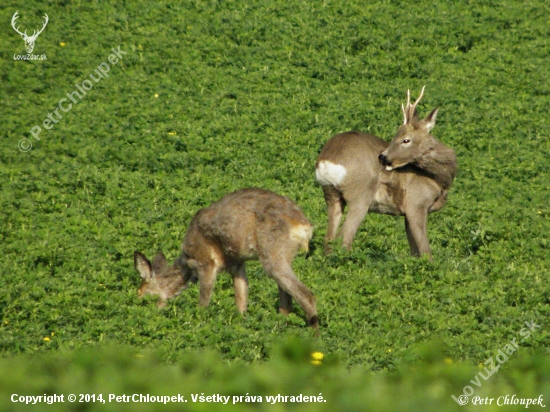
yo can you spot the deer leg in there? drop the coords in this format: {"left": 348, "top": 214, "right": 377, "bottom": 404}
{"left": 339, "top": 199, "right": 370, "bottom": 250}
{"left": 322, "top": 186, "right": 345, "bottom": 254}
{"left": 404, "top": 211, "right": 432, "bottom": 261}
{"left": 197, "top": 262, "right": 221, "bottom": 307}
{"left": 278, "top": 285, "right": 293, "bottom": 316}
{"left": 231, "top": 264, "right": 249, "bottom": 314}
{"left": 405, "top": 217, "right": 420, "bottom": 256}
{"left": 262, "top": 259, "right": 318, "bottom": 328}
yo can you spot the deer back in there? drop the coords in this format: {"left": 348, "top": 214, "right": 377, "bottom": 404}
{"left": 183, "top": 188, "right": 313, "bottom": 265}
{"left": 316, "top": 131, "right": 388, "bottom": 193}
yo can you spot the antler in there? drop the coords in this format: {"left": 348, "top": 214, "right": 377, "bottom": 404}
{"left": 401, "top": 86, "right": 426, "bottom": 125}
{"left": 11, "top": 11, "right": 48, "bottom": 40}
{"left": 31, "top": 13, "right": 49, "bottom": 39}
{"left": 11, "top": 11, "right": 27, "bottom": 38}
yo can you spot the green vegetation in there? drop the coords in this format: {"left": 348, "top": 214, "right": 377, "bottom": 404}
{"left": 1, "top": 0, "right": 549, "bottom": 410}
{"left": 1, "top": 341, "right": 549, "bottom": 412}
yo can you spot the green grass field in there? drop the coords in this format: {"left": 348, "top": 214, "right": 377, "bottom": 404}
{"left": 1, "top": 0, "right": 549, "bottom": 410}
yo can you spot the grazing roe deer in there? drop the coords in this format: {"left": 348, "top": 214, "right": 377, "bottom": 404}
{"left": 134, "top": 188, "right": 318, "bottom": 328}
{"left": 315, "top": 87, "right": 457, "bottom": 260}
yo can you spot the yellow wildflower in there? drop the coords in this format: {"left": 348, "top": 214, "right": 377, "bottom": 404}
{"left": 311, "top": 351, "right": 324, "bottom": 365}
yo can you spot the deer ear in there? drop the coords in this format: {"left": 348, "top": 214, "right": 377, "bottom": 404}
{"left": 152, "top": 251, "right": 168, "bottom": 272}
{"left": 421, "top": 107, "right": 438, "bottom": 132}
{"left": 134, "top": 251, "right": 153, "bottom": 282}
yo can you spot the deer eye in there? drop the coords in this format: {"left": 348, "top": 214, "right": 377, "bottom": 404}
{"left": 402, "top": 138, "right": 411, "bottom": 144}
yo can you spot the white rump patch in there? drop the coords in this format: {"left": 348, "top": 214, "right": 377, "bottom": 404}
{"left": 290, "top": 224, "right": 313, "bottom": 251}
{"left": 315, "top": 160, "right": 347, "bottom": 187}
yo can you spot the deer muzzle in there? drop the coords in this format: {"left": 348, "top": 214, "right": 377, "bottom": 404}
{"left": 378, "top": 153, "right": 391, "bottom": 167}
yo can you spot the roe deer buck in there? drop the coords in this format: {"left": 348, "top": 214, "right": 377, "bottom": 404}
{"left": 315, "top": 87, "right": 457, "bottom": 260}
{"left": 134, "top": 188, "right": 318, "bottom": 328}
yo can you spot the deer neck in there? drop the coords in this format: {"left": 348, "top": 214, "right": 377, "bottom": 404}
{"left": 415, "top": 138, "right": 457, "bottom": 190}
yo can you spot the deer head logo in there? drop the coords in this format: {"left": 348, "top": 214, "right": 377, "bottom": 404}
{"left": 11, "top": 11, "right": 49, "bottom": 54}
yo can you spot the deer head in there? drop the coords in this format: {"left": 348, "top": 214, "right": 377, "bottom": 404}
{"left": 134, "top": 251, "right": 196, "bottom": 307}
{"left": 378, "top": 86, "right": 439, "bottom": 171}
{"left": 11, "top": 11, "right": 49, "bottom": 54}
